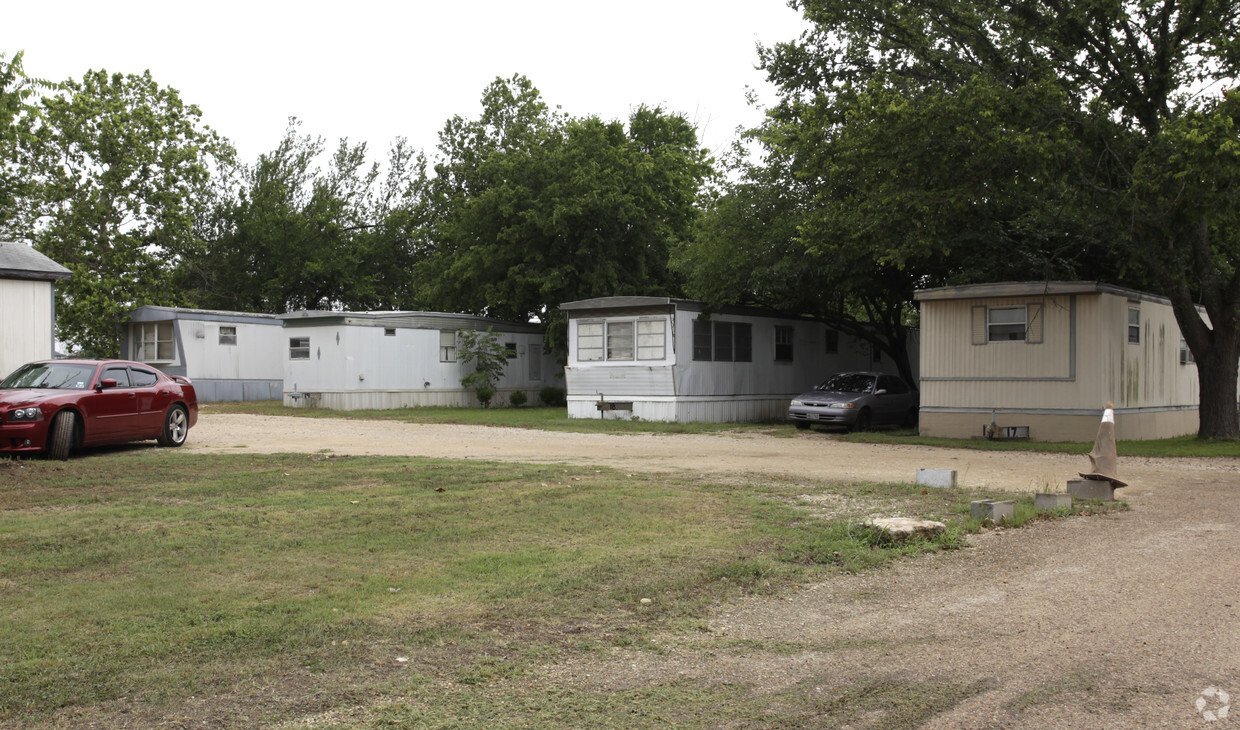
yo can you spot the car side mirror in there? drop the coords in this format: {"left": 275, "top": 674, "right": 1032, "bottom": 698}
{"left": 97, "top": 378, "right": 118, "bottom": 391}
{"left": 873, "top": 389, "right": 888, "bottom": 397}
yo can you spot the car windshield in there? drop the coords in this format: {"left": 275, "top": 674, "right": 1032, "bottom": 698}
{"left": 0, "top": 363, "right": 96, "bottom": 390}
{"left": 817, "top": 373, "right": 876, "bottom": 394}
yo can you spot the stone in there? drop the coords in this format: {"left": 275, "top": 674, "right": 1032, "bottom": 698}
{"left": 916, "top": 468, "right": 958, "bottom": 488}
{"left": 970, "top": 499, "right": 1015, "bottom": 523}
{"left": 866, "top": 517, "right": 947, "bottom": 542}
{"left": 1034, "top": 493, "right": 1073, "bottom": 511}
{"left": 1067, "top": 478, "right": 1117, "bottom": 502}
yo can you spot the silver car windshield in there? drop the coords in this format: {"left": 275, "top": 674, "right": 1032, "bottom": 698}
{"left": 818, "top": 373, "right": 876, "bottom": 393}
{"left": 0, "top": 363, "right": 96, "bottom": 390}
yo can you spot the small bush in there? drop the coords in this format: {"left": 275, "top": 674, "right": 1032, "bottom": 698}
{"left": 539, "top": 387, "right": 566, "bottom": 407}
{"left": 509, "top": 390, "right": 528, "bottom": 408}
{"left": 475, "top": 386, "right": 495, "bottom": 408}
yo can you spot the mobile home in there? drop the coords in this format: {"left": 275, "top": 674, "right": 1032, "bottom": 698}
{"left": 281, "top": 311, "right": 560, "bottom": 410}
{"left": 915, "top": 281, "right": 1208, "bottom": 441}
{"left": 123, "top": 306, "right": 285, "bottom": 402}
{"left": 560, "top": 296, "right": 907, "bottom": 422}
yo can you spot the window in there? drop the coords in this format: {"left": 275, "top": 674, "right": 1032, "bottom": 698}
{"left": 439, "top": 330, "right": 457, "bottom": 362}
{"left": 606, "top": 321, "right": 633, "bottom": 360}
{"left": 1128, "top": 306, "right": 1141, "bottom": 344}
{"left": 384, "top": 328, "right": 396, "bottom": 337}
{"left": 824, "top": 329, "right": 839, "bottom": 355}
{"left": 289, "top": 337, "right": 310, "bottom": 360}
{"left": 774, "top": 326, "right": 794, "bottom": 362}
{"left": 693, "top": 320, "right": 752, "bottom": 362}
{"left": 102, "top": 366, "right": 131, "bottom": 387}
{"left": 505, "top": 342, "right": 518, "bottom": 359}
{"left": 219, "top": 326, "right": 237, "bottom": 346}
{"left": 130, "top": 368, "right": 158, "bottom": 387}
{"left": 577, "top": 322, "right": 604, "bottom": 361}
{"left": 135, "top": 322, "right": 174, "bottom": 361}
{"left": 577, "top": 319, "right": 665, "bottom": 362}
{"left": 878, "top": 374, "right": 909, "bottom": 395}
{"left": 988, "top": 307, "right": 1027, "bottom": 341}
{"left": 637, "top": 320, "right": 666, "bottom": 360}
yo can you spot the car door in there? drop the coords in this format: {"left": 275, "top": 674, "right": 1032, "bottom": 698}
{"left": 85, "top": 365, "right": 139, "bottom": 441}
{"left": 873, "top": 375, "right": 909, "bottom": 425}
{"left": 128, "top": 366, "right": 171, "bottom": 434}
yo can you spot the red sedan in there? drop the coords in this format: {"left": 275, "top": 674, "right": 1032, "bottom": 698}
{"left": 0, "top": 359, "right": 198, "bottom": 459}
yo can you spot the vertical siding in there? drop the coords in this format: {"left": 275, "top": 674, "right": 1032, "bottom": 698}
{"left": 0, "top": 279, "right": 54, "bottom": 378}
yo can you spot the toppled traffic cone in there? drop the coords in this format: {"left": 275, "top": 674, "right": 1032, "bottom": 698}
{"left": 1079, "top": 402, "right": 1126, "bottom": 488}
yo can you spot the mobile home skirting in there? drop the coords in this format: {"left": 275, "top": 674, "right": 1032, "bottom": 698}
{"left": 920, "top": 405, "right": 1200, "bottom": 442}
{"left": 284, "top": 387, "right": 538, "bottom": 411}
{"left": 567, "top": 394, "right": 795, "bottom": 423}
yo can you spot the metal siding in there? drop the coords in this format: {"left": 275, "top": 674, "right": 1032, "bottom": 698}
{"left": 0, "top": 279, "right": 54, "bottom": 378}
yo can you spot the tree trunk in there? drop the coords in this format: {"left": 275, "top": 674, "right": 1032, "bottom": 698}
{"left": 1194, "top": 349, "right": 1240, "bottom": 440}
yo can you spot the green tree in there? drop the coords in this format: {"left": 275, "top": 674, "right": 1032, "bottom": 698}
{"left": 739, "top": 0, "right": 1240, "bottom": 438}
{"left": 20, "top": 69, "right": 231, "bottom": 356}
{"left": 0, "top": 51, "right": 56, "bottom": 237}
{"left": 457, "top": 328, "right": 509, "bottom": 407}
{"left": 176, "top": 120, "right": 430, "bottom": 313}
{"left": 422, "top": 75, "right": 713, "bottom": 350}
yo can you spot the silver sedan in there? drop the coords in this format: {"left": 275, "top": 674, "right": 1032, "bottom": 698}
{"left": 787, "top": 371, "right": 919, "bottom": 432}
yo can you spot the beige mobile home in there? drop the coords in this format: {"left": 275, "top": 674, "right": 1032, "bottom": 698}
{"left": 0, "top": 242, "right": 72, "bottom": 378}
{"left": 560, "top": 297, "right": 903, "bottom": 422}
{"left": 915, "top": 281, "right": 1207, "bottom": 441}
{"left": 281, "top": 311, "right": 560, "bottom": 410}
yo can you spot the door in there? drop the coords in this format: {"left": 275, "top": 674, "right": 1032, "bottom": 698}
{"left": 84, "top": 365, "right": 139, "bottom": 441}
{"left": 129, "top": 366, "right": 172, "bottom": 434}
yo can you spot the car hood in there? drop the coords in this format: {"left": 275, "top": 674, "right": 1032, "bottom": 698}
{"left": 0, "top": 389, "right": 66, "bottom": 408}
{"left": 795, "top": 389, "right": 865, "bottom": 404}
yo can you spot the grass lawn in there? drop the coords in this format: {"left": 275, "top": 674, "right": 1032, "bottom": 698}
{"left": 0, "top": 450, "right": 1114, "bottom": 728}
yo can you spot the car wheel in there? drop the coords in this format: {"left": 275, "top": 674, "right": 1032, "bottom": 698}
{"left": 46, "top": 410, "right": 77, "bottom": 460}
{"left": 794, "top": 421, "right": 810, "bottom": 431}
{"left": 853, "top": 408, "right": 872, "bottom": 433}
{"left": 157, "top": 404, "right": 189, "bottom": 447}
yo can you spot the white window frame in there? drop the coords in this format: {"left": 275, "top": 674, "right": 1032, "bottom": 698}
{"left": 774, "top": 325, "right": 794, "bottom": 362}
{"left": 440, "top": 330, "right": 457, "bottom": 362}
{"left": 289, "top": 337, "right": 310, "bottom": 360}
{"left": 577, "top": 318, "right": 666, "bottom": 362}
{"left": 1128, "top": 306, "right": 1141, "bottom": 344}
{"left": 987, "top": 306, "right": 1027, "bottom": 342}
{"left": 218, "top": 325, "right": 237, "bottom": 346}
{"left": 135, "top": 322, "right": 175, "bottom": 362}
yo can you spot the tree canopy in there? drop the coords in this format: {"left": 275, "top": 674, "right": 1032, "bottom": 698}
{"left": 421, "top": 75, "right": 713, "bottom": 350}
{"left": 681, "top": 0, "right": 1240, "bottom": 437}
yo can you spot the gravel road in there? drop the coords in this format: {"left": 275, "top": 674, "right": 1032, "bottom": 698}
{"left": 191, "top": 414, "right": 1240, "bottom": 727}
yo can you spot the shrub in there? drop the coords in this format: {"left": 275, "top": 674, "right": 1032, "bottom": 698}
{"left": 509, "top": 390, "right": 528, "bottom": 408}
{"left": 475, "top": 386, "right": 495, "bottom": 408}
{"left": 539, "top": 386, "right": 566, "bottom": 407}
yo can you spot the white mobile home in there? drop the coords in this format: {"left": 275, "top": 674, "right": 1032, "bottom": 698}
{"left": 560, "top": 297, "right": 906, "bottom": 422}
{"left": 915, "top": 281, "right": 1212, "bottom": 441}
{"left": 123, "top": 306, "right": 285, "bottom": 402}
{"left": 281, "top": 311, "right": 560, "bottom": 410}
{"left": 0, "top": 242, "right": 72, "bottom": 378}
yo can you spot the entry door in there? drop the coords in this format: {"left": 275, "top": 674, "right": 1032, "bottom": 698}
{"left": 87, "top": 365, "right": 139, "bottom": 440}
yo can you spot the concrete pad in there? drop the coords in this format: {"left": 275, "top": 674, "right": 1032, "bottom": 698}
{"left": 1067, "top": 478, "right": 1118, "bottom": 501}
{"left": 916, "top": 468, "right": 958, "bottom": 488}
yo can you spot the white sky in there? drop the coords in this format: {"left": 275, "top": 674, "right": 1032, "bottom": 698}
{"left": 4, "top": 1, "right": 808, "bottom": 164}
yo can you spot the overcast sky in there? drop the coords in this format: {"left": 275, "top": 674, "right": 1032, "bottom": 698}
{"left": 4, "top": 1, "right": 809, "bottom": 164}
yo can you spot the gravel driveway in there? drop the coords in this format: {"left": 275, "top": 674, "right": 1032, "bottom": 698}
{"left": 192, "top": 415, "right": 1240, "bottom": 727}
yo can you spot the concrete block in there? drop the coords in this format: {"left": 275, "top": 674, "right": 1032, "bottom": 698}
{"left": 1066, "top": 478, "right": 1117, "bottom": 502}
{"left": 1034, "top": 493, "right": 1073, "bottom": 511}
{"left": 916, "top": 468, "right": 957, "bottom": 488}
{"left": 866, "top": 517, "right": 947, "bottom": 542}
{"left": 970, "top": 499, "right": 1015, "bottom": 523}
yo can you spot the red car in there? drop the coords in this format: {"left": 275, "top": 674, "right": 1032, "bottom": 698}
{"left": 0, "top": 359, "right": 198, "bottom": 459}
